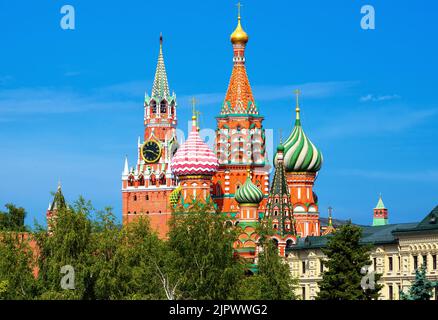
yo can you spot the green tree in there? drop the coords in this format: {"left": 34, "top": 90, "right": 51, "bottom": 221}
{"left": 238, "top": 221, "right": 297, "bottom": 300}
{"left": 0, "top": 204, "right": 27, "bottom": 232}
{"left": 0, "top": 232, "right": 37, "bottom": 299}
{"left": 35, "top": 196, "right": 94, "bottom": 299}
{"left": 168, "top": 203, "right": 245, "bottom": 299}
{"left": 107, "top": 217, "right": 169, "bottom": 299}
{"left": 317, "top": 222, "right": 382, "bottom": 300}
{"left": 401, "top": 265, "right": 437, "bottom": 300}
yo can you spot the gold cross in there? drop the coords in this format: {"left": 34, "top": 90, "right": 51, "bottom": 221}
{"left": 237, "top": 2, "right": 243, "bottom": 19}
{"left": 190, "top": 97, "right": 198, "bottom": 117}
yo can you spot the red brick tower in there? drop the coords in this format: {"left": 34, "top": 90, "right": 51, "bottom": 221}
{"left": 212, "top": 8, "right": 269, "bottom": 219}
{"left": 122, "top": 34, "right": 178, "bottom": 238}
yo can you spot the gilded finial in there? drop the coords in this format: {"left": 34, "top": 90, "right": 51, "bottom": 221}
{"left": 230, "top": 2, "right": 249, "bottom": 45}
{"left": 190, "top": 97, "right": 198, "bottom": 120}
{"left": 246, "top": 167, "right": 251, "bottom": 178}
{"left": 294, "top": 89, "right": 301, "bottom": 120}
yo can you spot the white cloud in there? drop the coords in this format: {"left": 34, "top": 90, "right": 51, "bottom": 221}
{"left": 360, "top": 94, "right": 401, "bottom": 102}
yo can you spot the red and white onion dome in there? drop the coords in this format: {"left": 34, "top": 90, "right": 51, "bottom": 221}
{"left": 171, "top": 116, "right": 219, "bottom": 176}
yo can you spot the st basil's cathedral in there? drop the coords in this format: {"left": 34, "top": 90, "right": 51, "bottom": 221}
{"left": 120, "top": 10, "right": 324, "bottom": 258}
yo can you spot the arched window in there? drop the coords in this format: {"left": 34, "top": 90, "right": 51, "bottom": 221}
{"left": 128, "top": 176, "right": 134, "bottom": 187}
{"left": 133, "top": 195, "right": 137, "bottom": 201}
{"left": 138, "top": 175, "right": 144, "bottom": 186}
{"left": 159, "top": 174, "right": 166, "bottom": 185}
{"left": 150, "top": 174, "right": 156, "bottom": 185}
{"left": 286, "top": 239, "right": 294, "bottom": 248}
{"left": 170, "top": 101, "right": 175, "bottom": 115}
{"left": 160, "top": 100, "right": 167, "bottom": 114}
{"left": 150, "top": 100, "right": 157, "bottom": 114}
{"left": 146, "top": 195, "right": 149, "bottom": 201}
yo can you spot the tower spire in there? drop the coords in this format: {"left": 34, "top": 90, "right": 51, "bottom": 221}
{"left": 151, "top": 33, "right": 170, "bottom": 99}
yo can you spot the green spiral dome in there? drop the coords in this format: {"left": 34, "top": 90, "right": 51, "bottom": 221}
{"left": 275, "top": 118, "right": 323, "bottom": 172}
{"left": 169, "top": 186, "right": 182, "bottom": 206}
{"left": 235, "top": 173, "right": 264, "bottom": 205}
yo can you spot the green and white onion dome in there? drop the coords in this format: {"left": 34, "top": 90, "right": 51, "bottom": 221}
{"left": 275, "top": 102, "right": 323, "bottom": 172}
{"left": 235, "top": 170, "right": 264, "bottom": 205}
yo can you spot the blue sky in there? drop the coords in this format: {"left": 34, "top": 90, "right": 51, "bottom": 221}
{"left": 0, "top": 0, "right": 437, "bottom": 227}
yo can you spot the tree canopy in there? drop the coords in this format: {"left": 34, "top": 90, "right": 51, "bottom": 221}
{"left": 317, "top": 222, "right": 382, "bottom": 300}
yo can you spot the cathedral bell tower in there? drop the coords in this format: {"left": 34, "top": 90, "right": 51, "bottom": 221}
{"left": 212, "top": 5, "right": 270, "bottom": 218}
{"left": 122, "top": 34, "right": 179, "bottom": 238}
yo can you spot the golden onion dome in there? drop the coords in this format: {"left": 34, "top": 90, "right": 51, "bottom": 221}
{"left": 230, "top": 17, "right": 249, "bottom": 45}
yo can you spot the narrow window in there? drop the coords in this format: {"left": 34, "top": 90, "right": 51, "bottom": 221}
{"left": 320, "top": 260, "right": 324, "bottom": 274}
{"left": 388, "top": 285, "right": 393, "bottom": 300}
{"left": 423, "top": 255, "right": 428, "bottom": 268}
{"left": 388, "top": 257, "right": 393, "bottom": 271}
{"left": 302, "top": 287, "right": 306, "bottom": 300}
{"left": 433, "top": 255, "right": 437, "bottom": 270}
{"left": 373, "top": 258, "right": 377, "bottom": 269}
{"left": 413, "top": 256, "right": 418, "bottom": 271}
{"left": 146, "top": 195, "right": 149, "bottom": 201}
{"left": 302, "top": 261, "right": 306, "bottom": 274}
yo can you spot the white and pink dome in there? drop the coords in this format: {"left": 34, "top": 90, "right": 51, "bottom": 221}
{"left": 171, "top": 116, "right": 219, "bottom": 176}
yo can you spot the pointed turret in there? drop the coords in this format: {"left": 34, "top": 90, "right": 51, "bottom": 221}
{"left": 47, "top": 183, "right": 67, "bottom": 233}
{"left": 122, "top": 156, "right": 129, "bottom": 178}
{"left": 151, "top": 33, "right": 170, "bottom": 100}
{"left": 266, "top": 142, "right": 296, "bottom": 255}
{"left": 373, "top": 194, "right": 388, "bottom": 226}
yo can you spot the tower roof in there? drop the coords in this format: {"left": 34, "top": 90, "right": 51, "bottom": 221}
{"left": 235, "top": 170, "right": 264, "bottom": 205}
{"left": 220, "top": 9, "right": 258, "bottom": 116}
{"left": 49, "top": 183, "right": 67, "bottom": 211}
{"left": 375, "top": 194, "right": 386, "bottom": 209}
{"left": 276, "top": 91, "right": 323, "bottom": 172}
{"left": 171, "top": 110, "right": 219, "bottom": 176}
{"left": 150, "top": 34, "right": 171, "bottom": 100}
{"left": 266, "top": 145, "right": 296, "bottom": 237}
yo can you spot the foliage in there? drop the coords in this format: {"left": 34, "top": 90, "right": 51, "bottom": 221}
{"left": 317, "top": 222, "right": 382, "bottom": 300}
{"left": 237, "top": 220, "right": 297, "bottom": 300}
{"left": 168, "top": 203, "right": 245, "bottom": 299}
{"left": 0, "top": 204, "right": 27, "bottom": 232}
{"left": 401, "top": 265, "right": 437, "bottom": 300}
{"left": 0, "top": 232, "right": 37, "bottom": 299}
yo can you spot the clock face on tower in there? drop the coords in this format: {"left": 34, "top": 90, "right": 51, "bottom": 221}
{"left": 141, "top": 140, "right": 161, "bottom": 163}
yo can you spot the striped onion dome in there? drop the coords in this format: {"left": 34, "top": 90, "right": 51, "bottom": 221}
{"left": 171, "top": 116, "right": 219, "bottom": 176}
{"left": 275, "top": 98, "right": 323, "bottom": 172}
{"left": 169, "top": 186, "right": 182, "bottom": 206}
{"left": 235, "top": 170, "right": 264, "bottom": 205}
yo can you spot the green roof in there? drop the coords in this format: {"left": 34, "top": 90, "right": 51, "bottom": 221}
{"left": 375, "top": 195, "right": 386, "bottom": 209}
{"left": 393, "top": 206, "right": 438, "bottom": 234}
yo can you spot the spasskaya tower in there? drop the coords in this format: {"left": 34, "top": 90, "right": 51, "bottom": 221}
{"left": 121, "top": 34, "right": 178, "bottom": 238}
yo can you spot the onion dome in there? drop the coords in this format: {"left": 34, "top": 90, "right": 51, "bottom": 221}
{"left": 230, "top": 5, "right": 248, "bottom": 45}
{"left": 235, "top": 170, "right": 264, "bottom": 205}
{"left": 275, "top": 91, "right": 323, "bottom": 172}
{"left": 171, "top": 115, "right": 219, "bottom": 176}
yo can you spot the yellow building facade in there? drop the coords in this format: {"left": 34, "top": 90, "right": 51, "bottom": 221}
{"left": 287, "top": 206, "right": 438, "bottom": 300}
